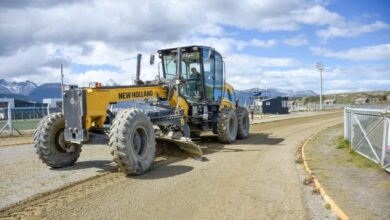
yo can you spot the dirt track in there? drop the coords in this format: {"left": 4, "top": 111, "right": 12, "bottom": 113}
{"left": 0, "top": 112, "right": 342, "bottom": 219}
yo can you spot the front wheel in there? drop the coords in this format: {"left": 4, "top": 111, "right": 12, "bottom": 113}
{"left": 237, "top": 107, "right": 250, "bottom": 139}
{"left": 34, "top": 113, "right": 82, "bottom": 168}
{"left": 109, "top": 109, "right": 156, "bottom": 175}
{"left": 217, "top": 108, "right": 238, "bottom": 144}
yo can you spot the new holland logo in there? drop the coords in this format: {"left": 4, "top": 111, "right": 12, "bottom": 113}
{"left": 118, "top": 91, "right": 154, "bottom": 99}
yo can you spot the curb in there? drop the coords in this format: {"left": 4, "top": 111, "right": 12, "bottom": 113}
{"left": 301, "top": 134, "right": 349, "bottom": 220}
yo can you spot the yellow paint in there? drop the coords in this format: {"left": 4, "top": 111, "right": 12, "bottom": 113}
{"left": 85, "top": 86, "right": 167, "bottom": 129}
{"left": 84, "top": 85, "right": 191, "bottom": 131}
{"left": 167, "top": 89, "right": 189, "bottom": 116}
{"left": 218, "top": 83, "right": 236, "bottom": 111}
{"left": 83, "top": 82, "right": 236, "bottom": 132}
{"left": 301, "top": 134, "right": 350, "bottom": 220}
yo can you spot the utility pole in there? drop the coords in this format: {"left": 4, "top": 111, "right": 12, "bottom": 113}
{"left": 316, "top": 62, "right": 324, "bottom": 110}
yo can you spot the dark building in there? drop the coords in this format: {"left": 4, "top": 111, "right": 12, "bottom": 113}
{"left": 0, "top": 95, "right": 53, "bottom": 120}
{"left": 262, "top": 96, "right": 289, "bottom": 114}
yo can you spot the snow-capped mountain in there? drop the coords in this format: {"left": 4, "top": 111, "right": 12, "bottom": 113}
{"left": 0, "top": 79, "right": 38, "bottom": 95}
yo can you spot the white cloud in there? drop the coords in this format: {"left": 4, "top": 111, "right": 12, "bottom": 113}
{"left": 317, "top": 20, "right": 389, "bottom": 40}
{"left": 282, "top": 35, "right": 308, "bottom": 46}
{"left": 0, "top": 0, "right": 371, "bottom": 56}
{"left": 227, "top": 65, "right": 390, "bottom": 93}
{"left": 249, "top": 39, "right": 278, "bottom": 48}
{"left": 0, "top": 0, "right": 389, "bottom": 94}
{"left": 311, "top": 44, "right": 390, "bottom": 61}
{"left": 292, "top": 5, "right": 343, "bottom": 26}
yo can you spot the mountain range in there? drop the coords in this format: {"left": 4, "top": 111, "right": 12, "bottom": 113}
{"left": 0, "top": 79, "right": 61, "bottom": 101}
{"left": 0, "top": 79, "right": 37, "bottom": 95}
{"left": 0, "top": 79, "right": 317, "bottom": 102}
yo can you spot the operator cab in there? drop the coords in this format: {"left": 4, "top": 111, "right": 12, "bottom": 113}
{"left": 158, "top": 46, "right": 224, "bottom": 104}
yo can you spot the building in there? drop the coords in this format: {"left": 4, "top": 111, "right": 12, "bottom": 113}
{"left": 262, "top": 96, "right": 289, "bottom": 114}
{"left": 0, "top": 98, "right": 15, "bottom": 108}
{"left": 355, "top": 96, "right": 369, "bottom": 104}
{"left": 43, "top": 98, "right": 62, "bottom": 109}
{"left": 0, "top": 95, "right": 52, "bottom": 120}
{"left": 0, "top": 97, "right": 38, "bottom": 108}
{"left": 324, "top": 98, "right": 336, "bottom": 105}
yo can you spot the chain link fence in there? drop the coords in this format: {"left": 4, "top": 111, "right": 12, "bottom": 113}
{"left": 344, "top": 105, "right": 390, "bottom": 172}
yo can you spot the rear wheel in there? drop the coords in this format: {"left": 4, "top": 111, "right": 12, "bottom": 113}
{"left": 237, "top": 107, "right": 250, "bottom": 139}
{"left": 109, "top": 109, "right": 156, "bottom": 175}
{"left": 34, "top": 113, "right": 82, "bottom": 168}
{"left": 217, "top": 108, "right": 238, "bottom": 144}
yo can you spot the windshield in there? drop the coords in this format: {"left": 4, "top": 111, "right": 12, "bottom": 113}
{"left": 163, "top": 51, "right": 200, "bottom": 80}
{"left": 162, "top": 51, "right": 202, "bottom": 101}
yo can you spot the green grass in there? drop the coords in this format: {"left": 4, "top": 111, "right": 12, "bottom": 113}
{"left": 335, "top": 135, "right": 381, "bottom": 169}
{"left": 0, "top": 119, "right": 40, "bottom": 130}
{"left": 336, "top": 136, "right": 350, "bottom": 149}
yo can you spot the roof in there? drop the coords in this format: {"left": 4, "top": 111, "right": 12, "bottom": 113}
{"left": 0, "top": 93, "right": 33, "bottom": 102}
{"left": 262, "top": 96, "right": 288, "bottom": 102}
{"left": 157, "top": 45, "right": 222, "bottom": 57}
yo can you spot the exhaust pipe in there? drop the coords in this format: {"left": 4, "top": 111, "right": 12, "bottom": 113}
{"left": 135, "top": 53, "right": 142, "bottom": 85}
{"left": 175, "top": 48, "right": 182, "bottom": 111}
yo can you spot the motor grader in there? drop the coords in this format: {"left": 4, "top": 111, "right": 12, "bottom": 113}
{"left": 34, "top": 45, "right": 250, "bottom": 175}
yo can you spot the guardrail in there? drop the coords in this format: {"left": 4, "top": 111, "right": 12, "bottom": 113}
{"left": 344, "top": 106, "right": 390, "bottom": 172}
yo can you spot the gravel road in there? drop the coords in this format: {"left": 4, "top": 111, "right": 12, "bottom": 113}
{"left": 0, "top": 112, "right": 342, "bottom": 219}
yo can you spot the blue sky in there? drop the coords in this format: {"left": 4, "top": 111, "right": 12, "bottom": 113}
{"left": 0, "top": 0, "right": 389, "bottom": 93}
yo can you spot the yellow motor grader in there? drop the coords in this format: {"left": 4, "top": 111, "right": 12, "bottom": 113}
{"left": 34, "top": 46, "right": 250, "bottom": 175}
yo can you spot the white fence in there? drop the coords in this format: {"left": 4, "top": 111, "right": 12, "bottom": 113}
{"left": 0, "top": 103, "right": 59, "bottom": 135}
{"left": 344, "top": 106, "right": 390, "bottom": 172}
{"left": 289, "top": 103, "right": 347, "bottom": 112}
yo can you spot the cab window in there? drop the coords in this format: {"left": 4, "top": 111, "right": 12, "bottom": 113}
{"left": 214, "top": 53, "right": 223, "bottom": 101}
{"left": 203, "top": 49, "right": 214, "bottom": 101}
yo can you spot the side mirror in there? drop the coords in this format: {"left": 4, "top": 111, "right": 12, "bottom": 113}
{"left": 150, "top": 54, "right": 155, "bottom": 65}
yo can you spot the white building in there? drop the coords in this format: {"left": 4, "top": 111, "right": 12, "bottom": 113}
{"left": 43, "top": 98, "right": 62, "bottom": 108}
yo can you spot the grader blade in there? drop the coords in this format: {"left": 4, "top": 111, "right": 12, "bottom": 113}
{"left": 156, "top": 137, "right": 203, "bottom": 158}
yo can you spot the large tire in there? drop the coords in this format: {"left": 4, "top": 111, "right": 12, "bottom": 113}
{"left": 34, "top": 113, "right": 82, "bottom": 168}
{"left": 217, "top": 108, "right": 238, "bottom": 144}
{"left": 109, "top": 109, "right": 156, "bottom": 175}
{"left": 237, "top": 107, "right": 250, "bottom": 139}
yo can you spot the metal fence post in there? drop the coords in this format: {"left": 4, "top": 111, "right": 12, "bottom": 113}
{"left": 8, "top": 103, "right": 13, "bottom": 135}
{"left": 350, "top": 110, "right": 354, "bottom": 148}
{"left": 381, "top": 116, "right": 389, "bottom": 166}
{"left": 47, "top": 104, "right": 51, "bottom": 115}
{"left": 0, "top": 102, "right": 22, "bottom": 136}
{"left": 344, "top": 108, "right": 347, "bottom": 139}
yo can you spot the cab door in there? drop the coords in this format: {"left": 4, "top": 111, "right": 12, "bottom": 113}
{"left": 214, "top": 53, "right": 223, "bottom": 102}
{"left": 202, "top": 49, "right": 214, "bottom": 101}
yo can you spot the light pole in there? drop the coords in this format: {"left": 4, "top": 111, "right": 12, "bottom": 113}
{"left": 316, "top": 62, "right": 324, "bottom": 110}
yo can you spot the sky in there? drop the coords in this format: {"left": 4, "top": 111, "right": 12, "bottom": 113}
{"left": 0, "top": 0, "right": 389, "bottom": 94}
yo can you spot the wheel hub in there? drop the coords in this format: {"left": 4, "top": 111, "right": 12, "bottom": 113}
{"left": 133, "top": 127, "right": 147, "bottom": 156}
{"left": 229, "top": 118, "right": 235, "bottom": 136}
{"left": 56, "top": 129, "right": 75, "bottom": 153}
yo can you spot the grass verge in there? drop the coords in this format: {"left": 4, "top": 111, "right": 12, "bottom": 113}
{"left": 335, "top": 135, "right": 380, "bottom": 169}
{"left": 0, "top": 119, "right": 40, "bottom": 131}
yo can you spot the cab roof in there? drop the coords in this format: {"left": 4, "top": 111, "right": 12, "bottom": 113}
{"left": 157, "top": 45, "right": 221, "bottom": 56}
